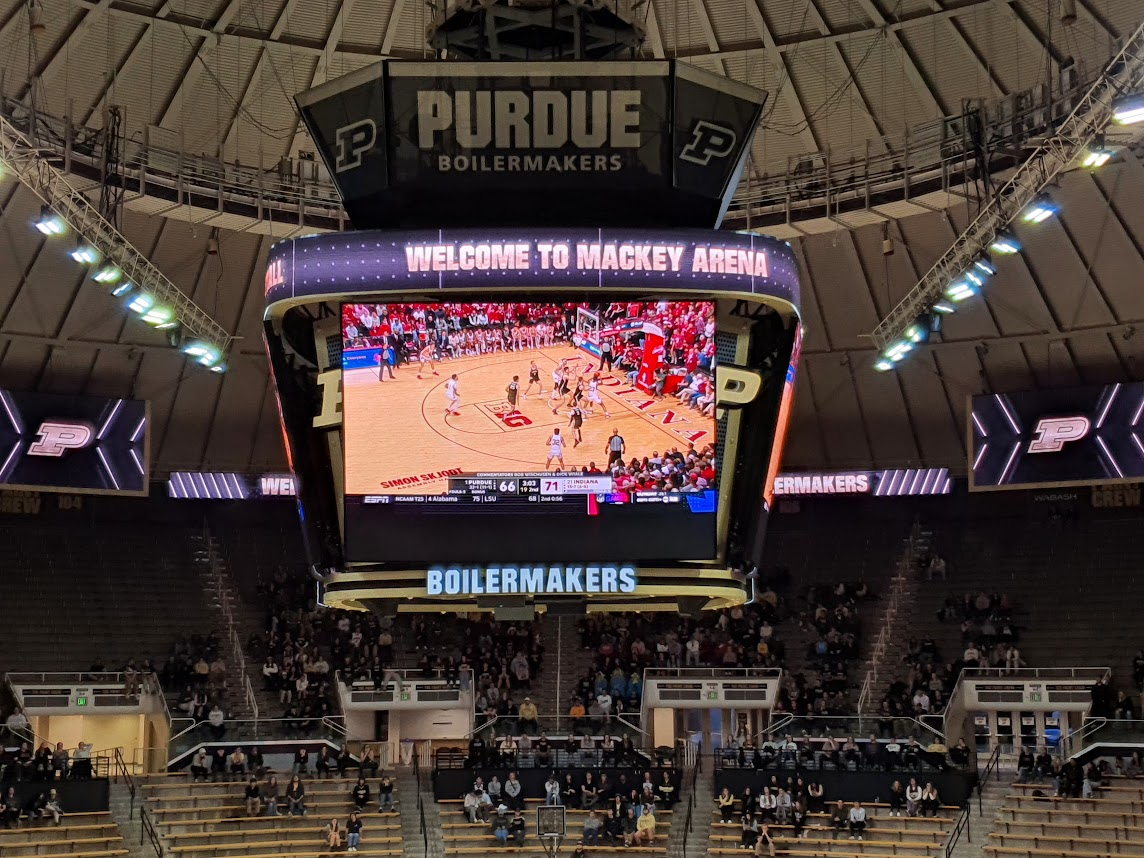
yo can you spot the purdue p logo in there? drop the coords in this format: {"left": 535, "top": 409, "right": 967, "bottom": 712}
{"left": 1028, "top": 416, "right": 1091, "bottom": 453}
{"left": 679, "top": 121, "right": 737, "bottom": 166}
{"left": 334, "top": 119, "right": 377, "bottom": 173}
{"left": 28, "top": 421, "right": 94, "bottom": 457}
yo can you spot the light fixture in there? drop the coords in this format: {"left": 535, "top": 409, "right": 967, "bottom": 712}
{"left": 965, "top": 269, "right": 986, "bottom": 287}
{"left": 1022, "top": 193, "right": 1058, "bottom": 224}
{"left": 874, "top": 358, "right": 895, "bottom": 372}
{"left": 905, "top": 319, "right": 929, "bottom": 344}
{"left": 209, "top": 363, "right": 226, "bottom": 374}
{"left": 34, "top": 207, "right": 65, "bottom": 235}
{"left": 1082, "top": 149, "right": 1112, "bottom": 168}
{"left": 990, "top": 230, "right": 1020, "bottom": 255}
{"left": 932, "top": 300, "right": 956, "bottom": 314}
{"left": 110, "top": 282, "right": 133, "bottom": 297}
{"left": 1112, "top": 92, "right": 1144, "bottom": 125}
{"left": 70, "top": 243, "right": 99, "bottom": 264}
{"left": 883, "top": 340, "right": 914, "bottom": 363}
{"left": 93, "top": 265, "right": 121, "bottom": 284}
{"left": 183, "top": 342, "right": 222, "bottom": 367}
{"left": 127, "top": 293, "right": 154, "bottom": 315}
{"left": 974, "top": 257, "right": 996, "bottom": 276}
{"left": 945, "top": 280, "right": 978, "bottom": 302}
{"left": 143, "top": 306, "right": 175, "bottom": 328}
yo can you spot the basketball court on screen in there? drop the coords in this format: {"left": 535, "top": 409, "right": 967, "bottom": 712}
{"left": 343, "top": 344, "right": 714, "bottom": 495}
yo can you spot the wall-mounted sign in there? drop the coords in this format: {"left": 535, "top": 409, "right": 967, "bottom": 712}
{"left": 772, "top": 468, "right": 951, "bottom": 497}
{"left": 426, "top": 564, "right": 638, "bottom": 596}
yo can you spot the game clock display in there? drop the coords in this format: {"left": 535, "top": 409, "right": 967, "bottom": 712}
{"left": 341, "top": 299, "right": 719, "bottom": 563}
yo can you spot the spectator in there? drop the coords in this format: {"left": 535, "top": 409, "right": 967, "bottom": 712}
{"left": 315, "top": 747, "right": 334, "bottom": 779}
{"left": 949, "top": 738, "right": 970, "bottom": 768}
{"left": 464, "top": 790, "right": 481, "bottom": 823}
{"left": 1, "top": 787, "right": 20, "bottom": 828}
{"left": 492, "top": 807, "right": 510, "bottom": 846}
{"left": 190, "top": 750, "right": 209, "bottom": 782}
{"left": 563, "top": 774, "right": 579, "bottom": 808}
{"left": 264, "top": 777, "right": 281, "bottom": 816}
{"left": 905, "top": 778, "right": 922, "bottom": 816}
{"left": 740, "top": 812, "right": 758, "bottom": 848}
{"left": 888, "top": 780, "right": 905, "bottom": 816}
{"left": 33, "top": 744, "right": 52, "bottom": 780}
{"left": 622, "top": 808, "right": 638, "bottom": 846}
{"left": 830, "top": 800, "right": 847, "bottom": 836}
{"left": 293, "top": 748, "right": 309, "bottom": 775}
{"left": 848, "top": 801, "right": 867, "bottom": 839}
{"left": 347, "top": 811, "right": 363, "bottom": 851}
{"left": 518, "top": 698, "right": 539, "bottom": 734}
{"left": 509, "top": 808, "right": 526, "bottom": 847}
{"left": 324, "top": 818, "right": 343, "bottom": 850}
{"left": 42, "top": 789, "right": 62, "bottom": 825}
{"left": 378, "top": 774, "right": 395, "bottom": 811}
{"left": 210, "top": 748, "right": 227, "bottom": 782}
{"left": 791, "top": 800, "right": 807, "bottom": 839}
{"left": 634, "top": 806, "right": 656, "bottom": 845}
{"left": 244, "top": 778, "right": 262, "bottom": 817}
{"left": 286, "top": 776, "right": 306, "bottom": 816}
{"left": 4, "top": 707, "right": 29, "bottom": 743}
{"left": 504, "top": 772, "right": 522, "bottom": 810}
{"left": 352, "top": 777, "right": 371, "bottom": 811}
{"left": 755, "top": 824, "right": 775, "bottom": 857}
{"left": 359, "top": 746, "right": 379, "bottom": 779}
{"left": 336, "top": 745, "right": 354, "bottom": 778}
{"left": 229, "top": 747, "right": 247, "bottom": 780}
{"left": 23, "top": 791, "right": 48, "bottom": 823}
{"left": 921, "top": 783, "right": 940, "bottom": 816}
{"left": 716, "top": 787, "right": 735, "bottom": 822}
{"left": 207, "top": 704, "right": 226, "bottom": 740}
{"left": 544, "top": 774, "right": 561, "bottom": 806}
{"left": 583, "top": 810, "right": 601, "bottom": 845}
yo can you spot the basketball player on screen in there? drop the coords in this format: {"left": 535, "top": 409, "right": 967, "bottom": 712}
{"left": 546, "top": 427, "right": 567, "bottom": 470}
{"left": 505, "top": 375, "right": 520, "bottom": 416}
{"left": 568, "top": 404, "right": 584, "bottom": 448}
{"left": 417, "top": 343, "right": 440, "bottom": 380}
{"left": 549, "top": 365, "right": 565, "bottom": 415}
{"left": 444, "top": 374, "right": 461, "bottom": 417}
{"left": 585, "top": 373, "right": 611, "bottom": 418}
{"left": 523, "top": 361, "right": 543, "bottom": 399}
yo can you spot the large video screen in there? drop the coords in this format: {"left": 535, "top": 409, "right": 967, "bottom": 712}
{"left": 341, "top": 300, "right": 718, "bottom": 563}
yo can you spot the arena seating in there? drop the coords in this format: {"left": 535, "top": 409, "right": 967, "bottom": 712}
{"left": 0, "top": 521, "right": 216, "bottom": 674}
{"left": 988, "top": 779, "right": 1144, "bottom": 858}
{"left": 143, "top": 772, "right": 404, "bottom": 858}
{"left": 707, "top": 800, "right": 958, "bottom": 858}
{"left": 439, "top": 796, "right": 671, "bottom": 855}
{"left": 0, "top": 811, "right": 126, "bottom": 858}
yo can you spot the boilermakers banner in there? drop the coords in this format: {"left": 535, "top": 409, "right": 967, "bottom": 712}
{"left": 969, "top": 382, "right": 1144, "bottom": 491}
{"left": 295, "top": 60, "right": 766, "bottom": 229}
{"left": 0, "top": 389, "right": 149, "bottom": 496}
{"left": 263, "top": 228, "right": 801, "bottom": 314}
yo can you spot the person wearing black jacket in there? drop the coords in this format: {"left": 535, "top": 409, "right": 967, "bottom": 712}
{"left": 244, "top": 779, "right": 262, "bottom": 817}
{"left": 315, "top": 747, "right": 334, "bottom": 779}
{"left": 292, "top": 748, "right": 309, "bottom": 776}
{"left": 347, "top": 811, "right": 364, "bottom": 852}
{"left": 210, "top": 748, "right": 227, "bottom": 782}
{"left": 888, "top": 780, "right": 905, "bottom": 817}
{"left": 378, "top": 775, "right": 395, "bottom": 811}
{"left": 351, "top": 777, "right": 371, "bottom": 811}
{"left": 286, "top": 776, "right": 306, "bottom": 816}
{"left": 603, "top": 808, "right": 623, "bottom": 844}
{"left": 563, "top": 774, "right": 579, "bottom": 808}
{"left": 336, "top": 745, "right": 354, "bottom": 778}
{"left": 509, "top": 809, "right": 526, "bottom": 847}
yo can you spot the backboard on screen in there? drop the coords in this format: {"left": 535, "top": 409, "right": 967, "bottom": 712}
{"left": 0, "top": 389, "right": 149, "bottom": 496}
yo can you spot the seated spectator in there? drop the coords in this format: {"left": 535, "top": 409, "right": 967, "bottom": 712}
{"left": 210, "top": 748, "right": 227, "bottom": 782}
{"left": 315, "top": 747, "right": 334, "bottom": 779}
{"left": 33, "top": 743, "right": 52, "bottom": 781}
{"left": 535, "top": 734, "right": 552, "bottom": 768}
{"left": 848, "top": 801, "right": 867, "bottom": 839}
{"left": 229, "top": 746, "right": 247, "bottom": 779}
{"left": 492, "top": 807, "right": 510, "bottom": 845}
{"left": 830, "top": 799, "right": 847, "bottom": 835}
{"left": 378, "top": 774, "right": 395, "bottom": 811}
{"left": 464, "top": 790, "right": 481, "bottom": 823}
{"left": 756, "top": 823, "right": 776, "bottom": 857}
{"left": 207, "top": 704, "right": 226, "bottom": 740}
{"left": 324, "top": 818, "right": 343, "bottom": 850}
{"left": 336, "top": 745, "right": 354, "bottom": 777}
{"left": 889, "top": 780, "right": 905, "bottom": 816}
{"left": 622, "top": 808, "right": 638, "bottom": 846}
{"left": 509, "top": 808, "right": 526, "bottom": 847}
{"left": 949, "top": 738, "right": 970, "bottom": 769}
{"left": 244, "top": 778, "right": 262, "bottom": 817}
{"left": 4, "top": 707, "right": 29, "bottom": 743}
{"left": 518, "top": 697, "right": 539, "bottom": 734}
{"left": 716, "top": 787, "right": 735, "bottom": 822}
{"left": 263, "top": 777, "right": 281, "bottom": 816}
{"left": 545, "top": 774, "right": 561, "bottom": 806}
{"left": 504, "top": 772, "right": 522, "bottom": 810}
{"left": 23, "top": 791, "right": 48, "bottom": 822}
{"left": 905, "top": 778, "right": 922, "bottom": 816}
{"left": 359, "top": 745, "right": 379, "bottom": 779}
{"left": 740, "top": 812, "right": 758, "bottom": 848}
{"left": 921, "top": 783, "right": 940, "bottom": 816}
{"left": 583, "top": 810, "right": 602, "bottom": 845}
{"left": 293, "top": 748, "right": 310, "bottom": 775}
{"left": 347, "top": 811, "right": 364, "bottom": 852}
{"left": 634, "top": 806, "right": 656, "bottom": 845}
{"left": 563, "top": 774, "right": 579, "bottom": 808}
{"left": 1, "top": 787, "right": 20, "bottom": 829}
{"left": 352, "top": 777, "right": 371, "bottom": 811}
{"left": 190, "top": 749, "right": 210, "bottom": 782}
{"left": 286, "top": 776, "right": 306, "bottom": 816}
{"left": 487, "top": 775, "right": 502, "bottom": 805}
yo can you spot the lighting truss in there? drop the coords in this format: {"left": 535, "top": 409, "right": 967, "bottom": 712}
{"left": 870, "top": 19, "right": 1144, "bottom": 352}
{"left": 0, "top": 113, "right": 233, "bottom": 351}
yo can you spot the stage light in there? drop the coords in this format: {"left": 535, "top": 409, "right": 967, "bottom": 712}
{"left": 143, "top": 306, "right": 175, "bottom": 328}
{"left": 932, "top": 300, "right": 956, "bottom": 314}
{"left": 183, "top": 342, "right": 222, "bottom": 367}
{"left": 1112, "top": 93, "right": 1144, "bottom": 125}
{"left": 110, "top": 282, "right": 133, "bottom": 297}
{"left": 127, "top": 293, "right": 153, "bottom": 314}
{"left": 70, "top": 243, "right": 99, "bottom": 264}
{"left": 965, "top": 270, "right": 986, "bottom": 288}
{"left": 883, "top": 340, "right": 914, "bottom": 363}
{"left": 1022, "top": 193, "right": 1058, "bottom": 224}
{"left": 34, "top": 207, "right": 65, "bottom": 235}
{"left": 905, "top": 319, "right": 929, "bottom": 344}
{"left": 93, "top": 265, "right": 121, "bottom": 284}
{"left": 974, "top": 257, "right": 996, "bottom": 276}
{"left": 990, "top": 231, "right": 1020, "bottom": 255}
{"left": 1082, "top": 149, "right": 1112, "bottom": 168}
{"left": 945, "top": 280, "right": 978, "bottom": 302}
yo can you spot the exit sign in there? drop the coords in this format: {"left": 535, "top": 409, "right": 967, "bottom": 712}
{"left": 76, "top": 696, "right": 88, "bottom": 707}
{"left": 1028, "top": 692, "right": 1042, "bottom": 703}
{"left": 400, "top": 692, "right": 412, "bottom": 701}
{"left": 707, "top": 690, "right": 719, "bottom": 700}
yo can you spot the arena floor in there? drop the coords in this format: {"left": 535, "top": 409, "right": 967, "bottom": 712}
{"left": 343, "top": 344, "right": 714, "bottom": 495}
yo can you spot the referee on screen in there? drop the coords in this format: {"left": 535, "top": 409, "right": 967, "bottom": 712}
{"left": 605, "top": 428, "right": 626, "bottom": 467}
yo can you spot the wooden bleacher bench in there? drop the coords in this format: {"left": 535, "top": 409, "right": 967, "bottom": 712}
{"left": 710, "top": 822, "right": 943, "bottom": 842}
{"left": 143, "top": 778, "right": 398, "bottom": 793}
{"left": 711, "top": 829, "right": 941, "bottom": 845}
{"left": 985, "top": 846, "right": 1136, "bottom": 858}
{"left": 169, "top": 836, "right": 404, "bottom": 856}
{"left": 989, "top": 832, "right": 1144, "bottom": 854}
{"left": 20, "top": 850, "right": 127, "bottom": 858}
{"left": 1001, "top": 807, "right": 1144, "bottom": 826}
{"left": 151, "top": 801, "right": 401, "bottom": 821}
{"left": 1006, "top": 795, "right": 1144, "bottom": 810}
{"left": 190, "top": 850, "right": 401, "bottom": 858}
{"left": 166, "top": 824, "right": 402, "bottom": 845}
{"left": 0, "top": 824, "right": 120, "bottom": 842}
{"left": 147, "top": 787, "right": 393, "bottom": 808}
{"left": 710, "top": 849, "right": 929, "bottom": 858}
{"left": 997, "top": 819, "right": 1144, "bottom": 837}
{"left": 446, "top": 847, "right": 665, "bottom": 855}
{"left": 2, "top": 838, "right": 126, "bottom": 858}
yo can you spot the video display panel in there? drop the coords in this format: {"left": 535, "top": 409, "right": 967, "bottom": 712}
{"left": 341, "top": 300, "right": 718, "bottom": 563}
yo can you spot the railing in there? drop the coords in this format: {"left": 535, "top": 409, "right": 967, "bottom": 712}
{"left": 962, "top": 667, "right": 1111, "bottom": 680}
{"left": 857, "top": 525, "right": 921, "bottom": 716}
{"left": 976, "top": 744, "right": 1001, "bottom": 817}
{"left": 944, "top": 805, "right": 971, "bottom": 858}
{"left": 643, "top": 667, "right": 783, "bottom": 680}
{"left": 140, "top": 805, "right": 164, "bottom": 858}
{"left": 465, "top": 713, "right": 647, "bottom": 741}
{"left": 245, "top": 675, "right": 258, "bottom": 734}
{"left": 1062, "top": 716, "right": 1113, "bottom": 758}
{"left": 113, "top": 747, "right": 136, "bottom": 819}
{"left": 414, "top": 751, "right": 428, "bottom": 856}
{"left": 0, "top": 69, "right": 1099, "bottom": 233}
{"left": 167, "top": 717, "right": 351, "bottom": 761}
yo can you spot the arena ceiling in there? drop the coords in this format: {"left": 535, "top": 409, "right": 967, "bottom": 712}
{"left": 0, "top": 0, "right": 1142, "bottom": 475}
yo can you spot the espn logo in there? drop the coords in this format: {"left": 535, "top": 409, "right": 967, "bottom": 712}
{"left": 1027, "top": 416, "right": 1091, "bottom": 453}
{"left": 27, "top": 421, "right": 94, "bottom": 457}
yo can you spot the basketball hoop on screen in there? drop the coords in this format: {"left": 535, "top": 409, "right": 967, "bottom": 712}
{"left": 537, "top": 805, "right": 566, "bottom": 858}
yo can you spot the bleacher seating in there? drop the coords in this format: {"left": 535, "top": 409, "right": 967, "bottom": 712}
{"left": 988, "top": 779, "right": 1144, "bottom": 858}
{"left": 143, "top": 773, "right": 405, "bottom": 858}
{"left": 707, "top": 800, "right": 958, "bottom": 858}
{"left": 0, "top": 812, "right": 126, "bottom": 858}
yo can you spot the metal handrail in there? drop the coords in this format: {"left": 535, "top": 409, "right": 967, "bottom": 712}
{"left": 944, "top": 805, "right": 971, "bottom": 858}
{"left": 140, "top": 806, "right": 164, "bottom": 858}
{"left": 976, "top": 744, "right": 1001, "bottom": 817}
{"left": 643, "top": 667, "right": 783, "bottom": 679}
{"left": 113, "top": 747, "right": 136, "bottom": 819}
{"left": 858, "top": 526, "right": 920, "bottom": 716}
